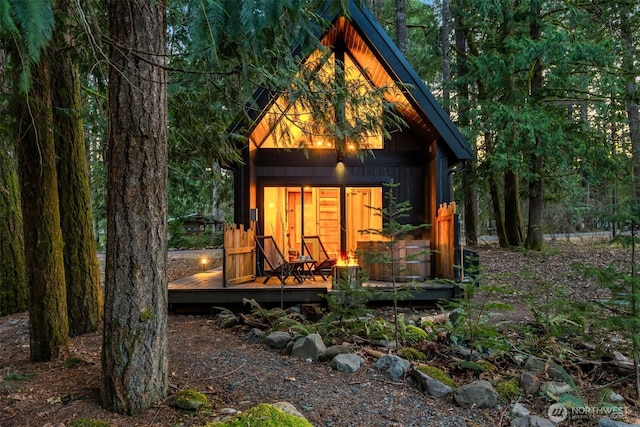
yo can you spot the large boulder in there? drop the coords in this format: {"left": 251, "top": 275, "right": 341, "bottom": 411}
{"left": 265, "top": 331, "right": 292, "bottom": 349}
{"left": 291, "top": 333, "right": 327, "bottom": 362}
{"left": 410, "top": 368, "right": 454, "bottom": 398}
{"left": 454, "top": 380, "right": 498, "bottom": 409}
{"left": 330, "top": 354, "right": 365, "bottom": 373}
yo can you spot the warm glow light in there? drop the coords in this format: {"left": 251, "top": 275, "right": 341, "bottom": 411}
{"left": 336, "top": 255, "right": 359, "bottom": 266}
{"left": 200, "top": 257, "right": 209, "bottom": 266}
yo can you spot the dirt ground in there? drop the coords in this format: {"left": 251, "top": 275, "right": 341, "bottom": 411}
{"left": 1, "top": 239, "right": 639, "bottom": 426}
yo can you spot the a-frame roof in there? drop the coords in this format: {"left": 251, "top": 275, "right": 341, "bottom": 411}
{"left": 243, "top": 0, "right": 472, "bottom": 161}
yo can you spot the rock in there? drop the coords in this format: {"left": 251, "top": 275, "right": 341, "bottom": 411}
{"left": 453, "top": 345, "right": 482, "bottom": 361}
{"left": 599, "top": 418, "right": 640, "bottom": 427}
{"left": 375, "top": 354, "right": 410, "bottom": 381}
{"left": 220, "top": 408, "right": 237, "bottom": 415}
{"left": 291, "top": 333, "right": 327, "bottom": 362}
{"left": 215, "top": 312, "right": 237, "bottom": 328}
{"left": 378, "top": 339, "right": 397, "bottom": 350}
{"left": 540, "top": 380, "right": 572, "bottom": 396}
{"left": 320, "top": 344, "right": 353, "bottom": 362}
{"left": 453, "top": 380, "right": 498, "bottom": 409}
{"left": 520, "top": 371, "right": 540, "bottom": 396}
{"left": 511, "top": 402, "right": 530, "bottom": 418}
{"left": 411, "top": 368, "right": 454, "bottom": 398}
{"left": 245, "top": 328, "right": 264, "bottom": 343}
{"left": 524, "top": 356, "right": 573, "bottom": 383}
{"left": 272, "top": 401, "right": 307, "bottom": 419}
{"left": 605, "top": 390, "right": 625, "bottom": 403}
{"left": 511, "top": 415, "right": 556, "bottom": 427}
{"left": 169, "top": 389, "right": 208, "bottom": 410}
{"left": 265, "top": 331, "right": 292, "bottom": 349}
{"left": 330, "top": 353, "right": 365, "bottom": 372}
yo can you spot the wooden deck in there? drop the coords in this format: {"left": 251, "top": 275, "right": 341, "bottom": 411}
{"left": 168, "top": 267, "right": 460, "bottom": 312}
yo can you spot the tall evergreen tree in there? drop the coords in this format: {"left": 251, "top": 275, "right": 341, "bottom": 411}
{"left": 101, "top": 0, "right": 168, "bottom": 414}
{"left": 15, "top": 55, "right": 70, "bottom": 362}
{"left": 51, "top": 0, "right": 103, "bottom": 336}
{"left": 0, "top": 46, "right": 27, "bottom": 316}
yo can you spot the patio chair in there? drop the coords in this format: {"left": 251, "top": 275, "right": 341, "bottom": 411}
{"left": 302, "top": 235, "right": 337, "bottom": 280}
{"left": 254, "top": 235, "right": 295, "bottom": 285}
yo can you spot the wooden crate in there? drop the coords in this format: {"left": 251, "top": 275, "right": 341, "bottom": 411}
{"left": 357, "top": 240, "right": 431, "bottom": 282}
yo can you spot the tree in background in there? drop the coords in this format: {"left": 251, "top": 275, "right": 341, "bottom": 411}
{"left": 3, "top": 0, "right": 70, "bottom": 361}
{"left": 0, "top": 46, "right": 27, "bottom": 316}
{"left": 101, "top": 0, "right": 169, "bottom": 414}
{"left": 15, "top": 51, "right": 70, "bottom": 362}
{"left": 51, "top": 0, "right": 103, "bottom": 336}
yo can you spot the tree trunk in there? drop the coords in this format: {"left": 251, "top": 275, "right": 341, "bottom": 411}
{"left": 453, "top": 1, "right": 477, "bottom": 246}
{"left": 16, "top": 57, "right": 69, "bottom": 362}
{"left": 441, "top": 0, "right": 450, "bottom": 113}
{"left": 51, "top": 0, "right": 103, "bottom": 336}
{"left": 504, "top": 170, "right": 524, "bottom": 246}
{"left": 101, "top": 0, "right": 168, "bottom": 415}
{"left": 395, "top": 0, "right": 408, "bottom": 55}
{"left": 622, "top": 14, "right": 640, "bottom": 205}
{"left": 0, "top": 132, "right": 27, "bottom": 316}
{"left": 489, "top": 172, "right": 509, "bottom": 248}
{"left": 0, "top": 47, "right": 27, "bottom": 316}
{"left": 524, "top": 0, "right": 544, "bottom": 251}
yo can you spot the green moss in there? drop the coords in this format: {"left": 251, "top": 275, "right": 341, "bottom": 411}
{"left": 170, "top": 389, "right": 209, "bottom": 411}
{"left": 495, "top": 380, "right": 520, "bottom": 401}
{"left": 63, "top": 356, "right": 85, "bottom": 368}
{"left": 203, "top": 403, "right": 312, "bottom": 427}
{"left": 139, "top": 308, "right": 156, "bottom": 322}
{"left": 415, "top": 365, "right": 456, "bottom": 388}
{"left": 403, "top": 325, "right": 428, "bottom": 344}
{"left": 397, "top": 347, "right": 426, "bottom": 361}
{"left": 476, "top": 360, "right": 497, "bottom": 372}
{"left": 68, "top": 419, "right": 110, "bottom": 427}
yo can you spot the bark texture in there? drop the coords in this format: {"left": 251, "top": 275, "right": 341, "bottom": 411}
{"left": 16, "top": 57, "right": 69, "bottom": 362}
{"left": 0, "top": 135, "right": 27, "bottom": 315}
{"left": 101, "top": 0, "right": 168, "bottom": 415}
{"left": 51, "top": 0, "right": 103, "bottom": 336}
{"left": 0, "top": 45, "right": 27, "bottom": 315}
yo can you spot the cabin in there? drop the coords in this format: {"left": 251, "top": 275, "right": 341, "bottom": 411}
{"left": 168, "top": 0, "right": 474, "bottom": 311}
{"left": 230, "top": 0, "right": 471, "bottom": 281}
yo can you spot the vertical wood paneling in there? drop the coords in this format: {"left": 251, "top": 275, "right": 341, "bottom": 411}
{"left": 223, "top": 223, "right": 256, "bottom": 286}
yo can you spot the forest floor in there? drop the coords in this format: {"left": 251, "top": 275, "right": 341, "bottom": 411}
{"left": 1, "top": 237, "right": 640, "bottom": 426}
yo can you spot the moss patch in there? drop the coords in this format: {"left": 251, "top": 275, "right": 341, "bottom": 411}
{"left": 203, "top": 403, "right": 312, "bottom": 427}
{"left": 415, "top": 365, "right": 456, "bottom": 388}
{"left": 495, "top": 380, "right": 520, "bottom": 401}
{"left": 403, "top": 325, "right": 428, "bottom": 344}
{"left": 169, "top": 389, "right": 209, "bottom": 411}
{"left": 397, "top": 347, "right": 426, "bottom": 361}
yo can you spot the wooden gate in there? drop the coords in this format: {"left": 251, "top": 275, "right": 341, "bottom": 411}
{"left": 223, "top": 223, "right": 256, "bottom": 287}
{"left": 435, "top": 202, "right": 456, "bottom": 280}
